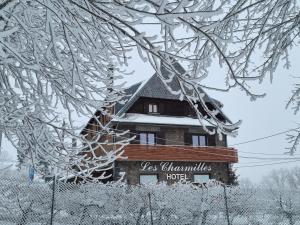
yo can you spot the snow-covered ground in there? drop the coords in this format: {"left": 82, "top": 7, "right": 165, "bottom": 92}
{"left": 0, "top": 175, "right": 299, "bottom": 225}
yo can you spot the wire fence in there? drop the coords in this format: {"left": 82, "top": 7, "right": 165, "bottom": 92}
{"left": 0, "top": 175, "right": 300, "bottom": 225}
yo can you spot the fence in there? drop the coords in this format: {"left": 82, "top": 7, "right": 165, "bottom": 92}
{"left": 0, "top": 175, "right": 300, "bottom": 225}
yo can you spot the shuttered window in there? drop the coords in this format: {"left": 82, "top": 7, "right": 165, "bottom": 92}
{"left": 207, "top": 135, "right": 216, "bottom": 146}
{"left": 139, "top": 133, "right": 155, "bottom": 145}
{"left": 192, "top": 135, "right": 206, "bottom": 146}
{"left": 148, "top": 104, "right": 158, "bottom": 113}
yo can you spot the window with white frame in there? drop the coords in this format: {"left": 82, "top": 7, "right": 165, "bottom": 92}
{"left": 148, "top": 103, "right": 158, "bottom": 113}
{"left": 192, "top": 135, "right": 206, "bottom": 146}
{"left": 140, "top": 174, "right": 158, "bottom": 184}
{"left": 139, "top": 133, "right": 155, "bottom": 145}
{"left": 193, "top": 174, "right": 210, "bottom": 183}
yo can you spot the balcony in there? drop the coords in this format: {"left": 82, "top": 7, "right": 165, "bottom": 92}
{"left": 118, "top": 144, "right": 238, "bottom": 163}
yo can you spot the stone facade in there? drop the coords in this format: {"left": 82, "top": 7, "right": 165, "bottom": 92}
{"left": 111, "top": 123, "right": 232, "bottom": 185}
{"left": 115, "top": 160, "right": 230, "bottom": 185}
{"left": 115, "top": 123, "right": 227, "bottom": 147}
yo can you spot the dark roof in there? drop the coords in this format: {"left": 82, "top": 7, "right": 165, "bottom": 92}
{"left": 115, "top": 63, "right": 232, "bottom": 123}
{"left": 114, "top": 81, "right": 142, "bottom": 113}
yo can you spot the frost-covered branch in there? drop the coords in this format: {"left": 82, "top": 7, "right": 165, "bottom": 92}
{"left": 285, "top": 127, "right": 300, "bottom": 156}
{"left": 286, "top": 80, "right": 300, "bottom": 154}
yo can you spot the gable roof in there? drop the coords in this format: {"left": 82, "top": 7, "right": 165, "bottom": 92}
{"left": 115, "top": 64, "right": 232, "bottom": 124}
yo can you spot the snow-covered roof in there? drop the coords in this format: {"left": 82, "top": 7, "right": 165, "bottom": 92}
{"left": 114, "top": 63, "right": 232, "bottom": 124}
{"left": 112, "top": 113, "right": 212, "bottom": 127}
{"left": 81, "top": 62, "right": 233, "bottom": 135}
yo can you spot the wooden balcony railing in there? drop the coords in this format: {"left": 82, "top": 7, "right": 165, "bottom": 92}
{"left": 119, "top": 144, "right": 238, "bottom": 163}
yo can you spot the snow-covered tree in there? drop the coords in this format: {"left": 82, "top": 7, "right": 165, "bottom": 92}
{"left": 1, "top": 0, "right": 299, "bottom": 179}
{"left": 262, "top": 168, "right": 300, "bottom": 224}
{"left": 0, "top": 0, "right": 132, "bottom": 180}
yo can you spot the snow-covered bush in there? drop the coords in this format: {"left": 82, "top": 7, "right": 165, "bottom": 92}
{"left": 1, "top": 174, "right": 300, "bottom": 225}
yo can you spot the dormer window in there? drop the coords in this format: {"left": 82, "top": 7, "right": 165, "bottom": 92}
{"left": 148, "top": 103, "right": 158, "bottom": 113}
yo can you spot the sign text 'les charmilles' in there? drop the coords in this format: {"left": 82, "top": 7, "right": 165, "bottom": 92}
{"left": 140, "top": 161, "right": 212, "bottom": 180}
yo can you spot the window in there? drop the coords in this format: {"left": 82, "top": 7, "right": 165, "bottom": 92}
{"left": 148, "top": 103, "right": 158, "bottom": 113}
{"left": 193, "top": 174, "right": 210, "bottom": 183}
{"left": 140, "top": 174, "right": 158, "bottom": 184}
{"left": 192, "top": 135, "right": 206, "bottom": 146}
{"left": 140, "top": 133, "right": 155, "bottom": 145}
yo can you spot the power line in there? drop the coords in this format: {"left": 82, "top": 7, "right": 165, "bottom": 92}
{"left": 82, "top": 126, "right": 242, "bottom": 159}
{"left": 82, "top": 122, "right": 300, "bottom": 157}
{"left": 230, "top": 126, "right": 300, "bottom": 146}
{"left": 8, "top": 123, "right": 299, "bottom": 177}
{"left": 85, "top": 121, "right": 300, "bottom": 151}
{"left": 230, "top": 151, "right": 300, "bottom": 156}
{"left": 235, "top": 159, "right": 300, "bottom": 168}
{"left": 81, "top": 126, "right": 300, "bottom": 161}
{"left": 237, "top": 159, "right": 289, "bottom": 165}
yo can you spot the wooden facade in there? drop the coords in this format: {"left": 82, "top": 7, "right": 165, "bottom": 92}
{"left": 127, "top": 97, "right": 226, "bottom": 122}
{"left": 120, "top": 144, "right": 237, "bottom": 162}
{"left": 82, "top": 72, "right": 239, "bottom": 185}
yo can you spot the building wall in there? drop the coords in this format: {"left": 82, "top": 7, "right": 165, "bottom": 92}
{"left": 112, "top": 123, "right": 230, "bottom": 185}
{"left": 114, "top": 123, "right": 227, "bottom": 147}
{"left": 115, "top": 161, "right": 230, "bottom": 185}
{"left": 128, "top": 97, "right": 195, "bottom": 117}
{"left": 127, "top": 97, "right": 226, "bottom": 123}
